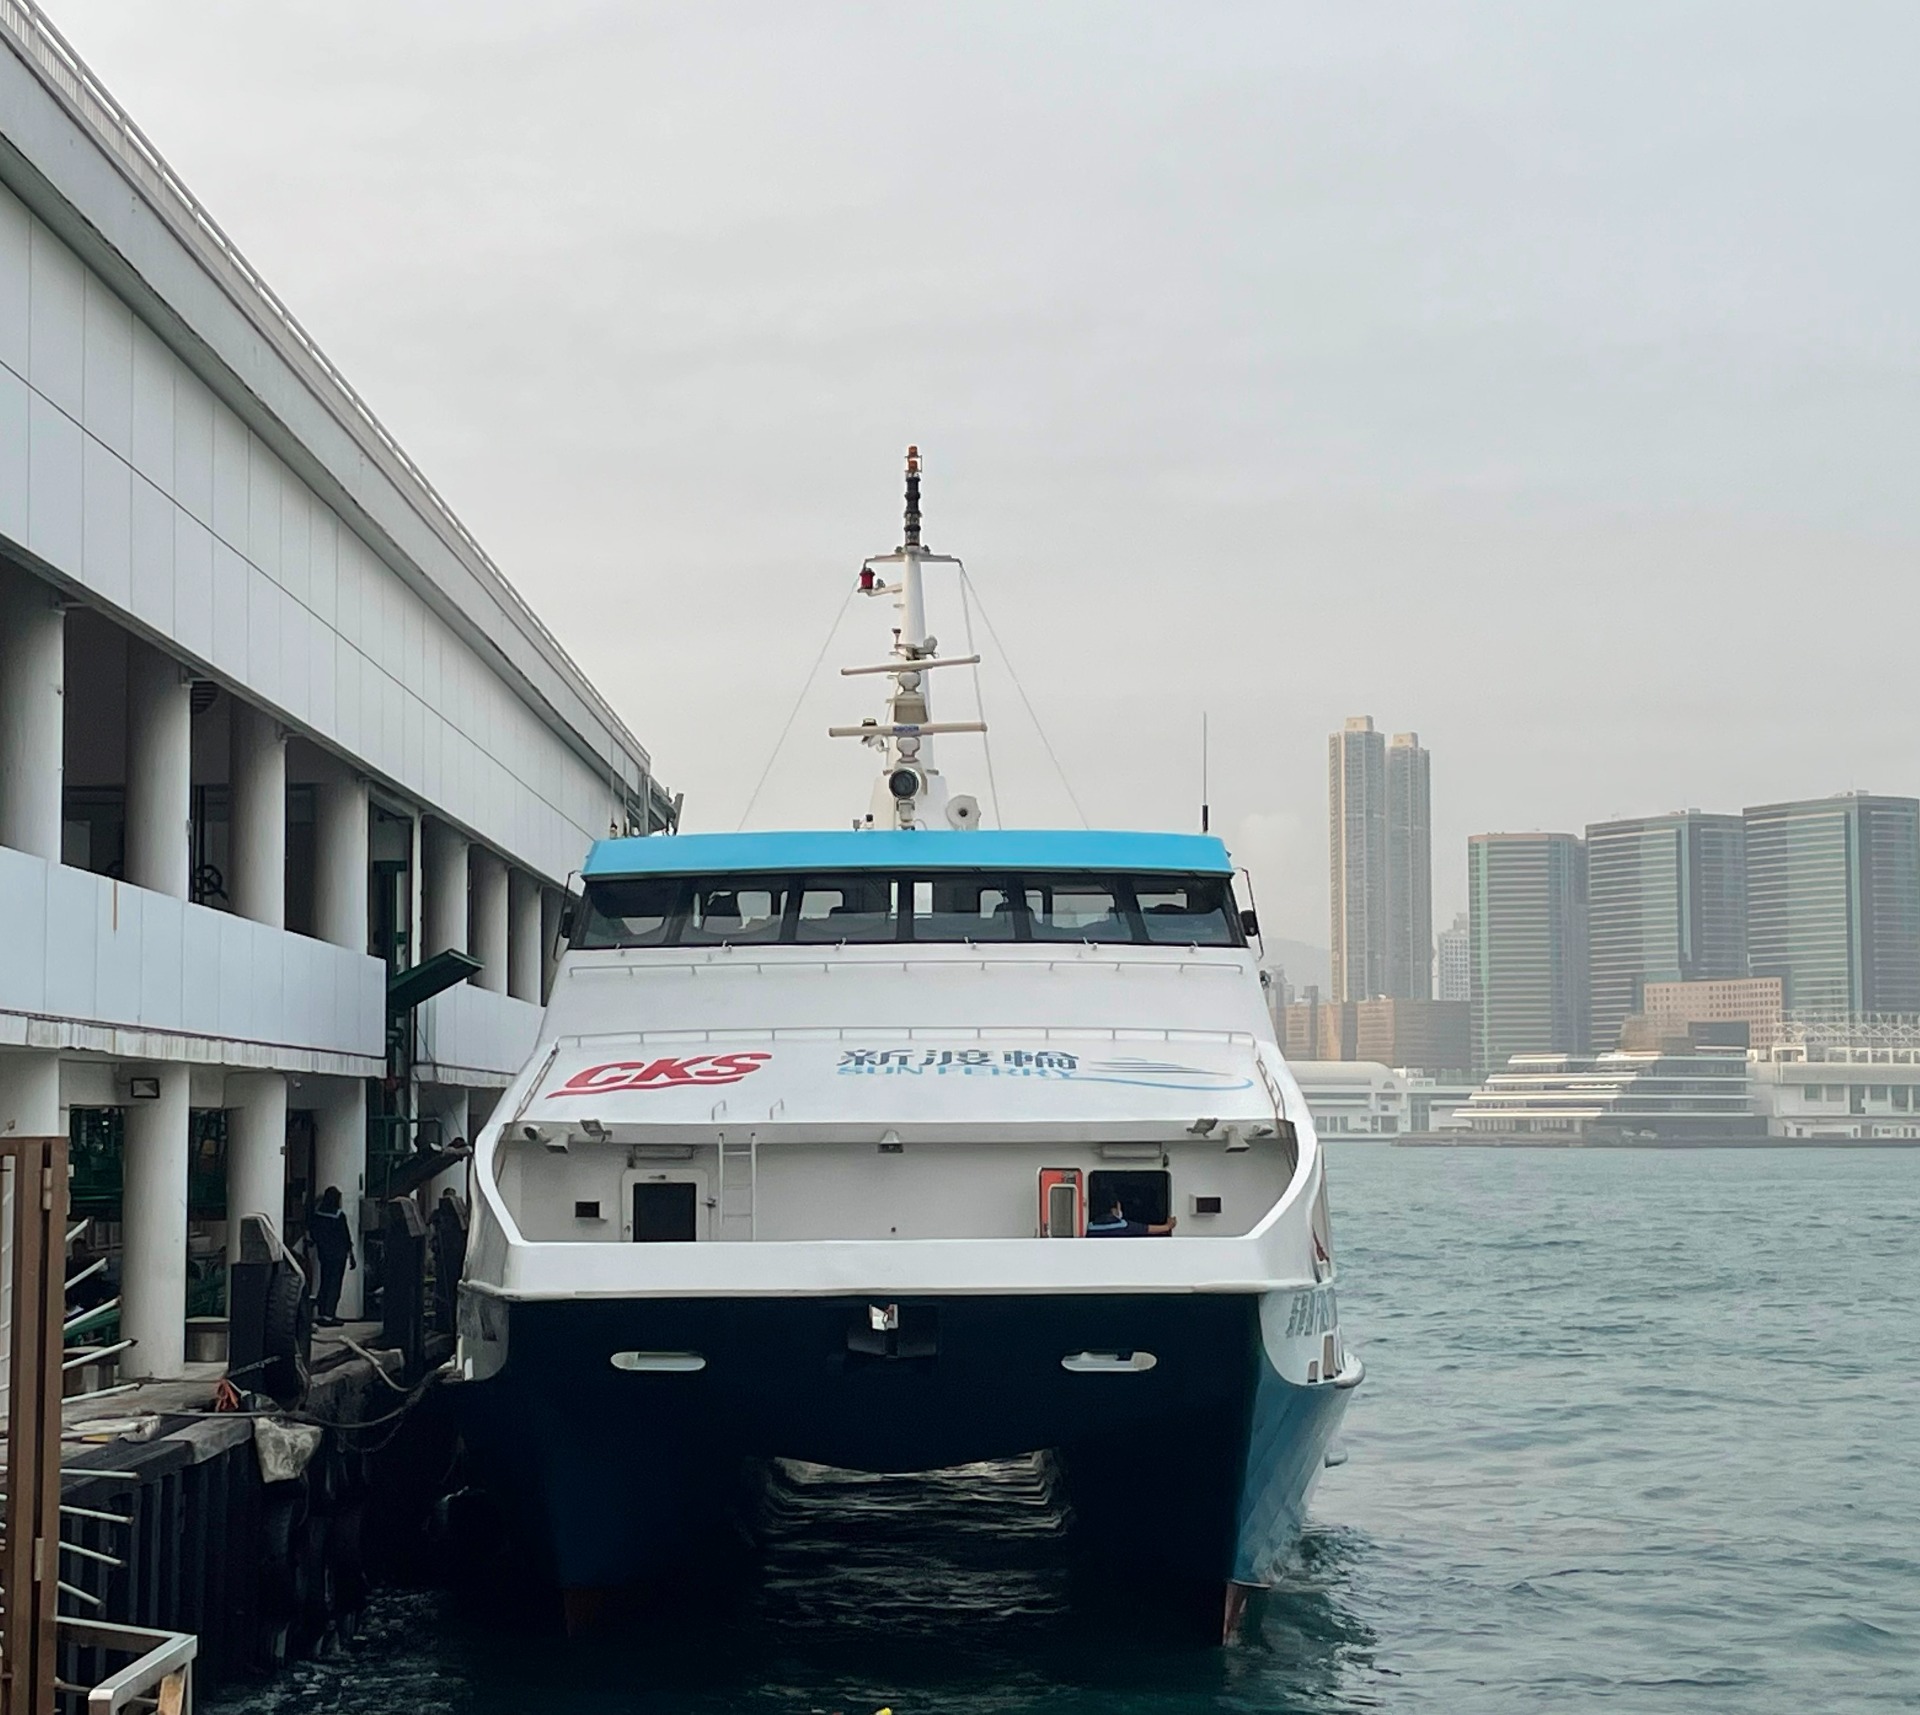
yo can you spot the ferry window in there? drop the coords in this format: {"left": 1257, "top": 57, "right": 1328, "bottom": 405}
{"left": 1134, "top": 876, "right": 1240, "bottom": 945}
{"left": 910, "top": 877, "right": 1025, "bottom": 942}
{"left": 577, "top": 878, "right": 683, "bottom": 948}
{"left": 1087, "top": 1169, "right": 1171, "bottom": 1227}
{"left": 793, "top": 875, "right": 904, "bottom": 943}
{"left": 1024, "top": 876, "right": 1135, "bottom": 944}
{"left": 682, "top": 880, "right": 791, "bottom": 945}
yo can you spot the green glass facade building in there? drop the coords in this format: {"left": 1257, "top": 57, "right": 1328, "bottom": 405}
{"left": 1468, "top": 832, "right": 1588, "bottom": 1074}
{"left": 1744, "top": 794, "right": 1920, "bottom": 1015}
{"left": 1585, "top": 812, "right": 1748, "bottom": 1051}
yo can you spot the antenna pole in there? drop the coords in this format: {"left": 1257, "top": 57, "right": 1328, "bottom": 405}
{"left": 1201, "top": 710, "right": 1210, "bottom": 834}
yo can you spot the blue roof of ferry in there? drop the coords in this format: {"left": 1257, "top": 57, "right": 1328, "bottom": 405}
{"left": 582, "top": 829, "right": 1235, "bottom": 878}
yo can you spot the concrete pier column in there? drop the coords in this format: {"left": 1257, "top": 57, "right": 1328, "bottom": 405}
{"left": 226, "top": 1071, "right": 288, "bottom": 1266}
{"left": 229, "top": 705, "right": 287, "bottom": 927}
{"left": 314, "top": 765, "right": 370, "bottom": 952}
{"left": 507, "top": 870, "right": 542, "bottom": 1003}
{"left": 0, "top": 567, "right": 65, "bottom": 861}
{"left": 422, "top": 819, "right": 468, "bottom": 958}
{"left": 470, "top": 850, "right": 508, "bottom": 993}
{"left": 124, "top": 642, "right": 191, "bottom": 898}
{"left": 314, "top": 1080, "right": 366, "bottom": 1320}
{"left": 121, "top": 1065, "right": 189, "bottom": 1380}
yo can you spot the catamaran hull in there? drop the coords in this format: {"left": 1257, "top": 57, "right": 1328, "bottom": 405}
{"left": 457, "top": 1289, "right": 1352, "bottom": 1593}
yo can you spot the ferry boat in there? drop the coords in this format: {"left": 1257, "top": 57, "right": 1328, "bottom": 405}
{"left": 455, "top": 453, "right": 1360, "bottom": 1637}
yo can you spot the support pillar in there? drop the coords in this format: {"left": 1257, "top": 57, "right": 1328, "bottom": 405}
{"left": 508, "top": 869, "right": 542, "bottom": 1003}
{"left": 471, "top": 849, "right": 508, "bottom": 993}
{"left": 121, "top": 1065, "right": 189, "bottom": 1380}
{"left": 314, "top": 765, "right": 370, "bottom": 952}
{"left": 422, "top": 819, "right": 468, "bottom": 958}
{"left": 229, "top": 704, "right": 287, "bottom": 927}
{"left": 314, "top": 1079, "right": 366, "bottom": 1320}
{"left": 124, "top": 641, "right": 191, "bottom": 898}
{"left": 0, "top": 567, "right": 65, "bottom": 861}
{"left": 226, "top": 1071, "right": 288, "bottom": 1267}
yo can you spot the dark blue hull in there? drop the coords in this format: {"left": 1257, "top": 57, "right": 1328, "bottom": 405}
{"left": 459, "top": 1292, "right": 1350, "bottom": 1593}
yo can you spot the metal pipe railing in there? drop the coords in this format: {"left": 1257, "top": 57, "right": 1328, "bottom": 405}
{"left": 0, "top": 0, "right": 657, "bottom": 805}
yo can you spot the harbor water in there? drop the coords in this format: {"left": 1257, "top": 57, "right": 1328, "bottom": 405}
{"left": 214, "top": 1146, "right": 1919, "bottom": 1713}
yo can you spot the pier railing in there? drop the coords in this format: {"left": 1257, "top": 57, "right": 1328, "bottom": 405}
{"left": 0, "top": 0, "right": 657, "bottom": 804}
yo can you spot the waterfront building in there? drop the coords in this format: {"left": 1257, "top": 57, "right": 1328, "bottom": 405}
{"left": 1753, "top": 1013, "right": 1920, "bottom": 1140}
{"left": 1468, "top": 833, "right": 1587, "bottom": 1073}
{"left": 1386, "top": 733, "right": 1432, "bottom": 999}
{"left": 1328, "top": 717, "right": 1431, "bottom": 1000}
{"left": 1744, "top": 794, "right": 1920, "bottom": 1015}
{"left": 1639, "top": 976, "right": 1784, "bottom": 1052}
{"left": 1456, "top": 1047, "right": 1761, "bottom": 1142}
{"left": 1400, "top": 1071, "right": 1480, "bottom": 1133}
{"left": 1436, "top": 910, "right": 1470, "bottom": 1003}
{"left": 0, "top": 34, "right": 670, "bottom": 1381}
{"left": 1584, "top": 812, "right": 1747, "bottom": 1051}
{"left": 1289, "top": 1061, "right": 1408, "bottom": 1137}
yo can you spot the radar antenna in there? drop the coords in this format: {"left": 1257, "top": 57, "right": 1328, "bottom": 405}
{"left": 830, "top": 448, "right": 986, "bottom": 831}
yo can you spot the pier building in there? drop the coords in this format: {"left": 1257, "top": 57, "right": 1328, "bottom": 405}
{"left": 0, "top": 3, "right": 669, "bottom": 1379}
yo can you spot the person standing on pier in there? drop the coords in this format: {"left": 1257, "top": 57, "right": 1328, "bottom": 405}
{"left": 310, "top": 1186, "right": 357, "bottom": 1326}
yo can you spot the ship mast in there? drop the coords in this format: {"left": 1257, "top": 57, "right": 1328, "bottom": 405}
{"left": 830, "top": 448, "right": 985, "bottom": 831}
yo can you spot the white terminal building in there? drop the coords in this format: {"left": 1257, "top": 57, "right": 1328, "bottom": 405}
{"left": 0, "top": 11, "right": 669, "bottom": 1377}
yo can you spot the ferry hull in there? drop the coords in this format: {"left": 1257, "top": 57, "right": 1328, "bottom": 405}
{"left": 458, "top": 1291, "right": 1351, "bottom": 1593}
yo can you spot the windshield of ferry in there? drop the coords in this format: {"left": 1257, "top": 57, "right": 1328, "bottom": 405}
{"left": 573, "top": 872, "right": 1245, "bottom": 949}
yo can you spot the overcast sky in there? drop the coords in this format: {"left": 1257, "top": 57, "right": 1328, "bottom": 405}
{"left": 45, "top": 2, "right": 1920, "bottom": 956}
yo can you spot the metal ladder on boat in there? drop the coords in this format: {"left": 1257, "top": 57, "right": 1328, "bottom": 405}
{"left": 717, "top": 1133, "right": 756, "bottom": 1242}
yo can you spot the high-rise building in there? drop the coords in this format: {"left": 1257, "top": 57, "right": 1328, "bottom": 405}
{"left": 1328, "top": 718, "right": 1386, "bottom": 1002}
{"left": 1437, "top": 911, "right": 1470, "bottom": 1003}
{"left": 1387, "top": 733, "right": 1433, "bottom": 999}
{"left": 1585, "top": 812, "right": 1748, "bottom": 1050}
{"left": 1329, "top": 718, "right": 1432, "bottom": 1001}
{"left": 1468, "top": 833, "right": 1588, "bottom": 1073}
{"left": 1744, "top": 794, "right": 1920, "bottom": 1014}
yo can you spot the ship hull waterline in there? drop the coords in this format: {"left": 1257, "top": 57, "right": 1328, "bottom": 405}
{"left": 457, "top": 1288, "right": 1355, "bottom": 1604}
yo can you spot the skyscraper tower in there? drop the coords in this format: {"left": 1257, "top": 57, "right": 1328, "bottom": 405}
{"left": 1585, "top": 811, "right": 1748, "bottom": 1050}
{"left": 1469, "top": 832, "right": 1588, "bottom": 1073}
{"left": 1328, "top": 717, "right": 1386, "bottom": 1002}
{"left": 1437, "top": 910, "right": 1471, "bottom": 1003}
{"left": 1744, "top": 793, "right": 1920, "bottom": 1014}
{"left": 1387, "top": 732, "right": 1433, "bottom": 999}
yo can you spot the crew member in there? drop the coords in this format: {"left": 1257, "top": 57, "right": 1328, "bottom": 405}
{"left": 1085, "top": 1192, "right": 1176, "bottom": 1236}
{"left": 309, "top": 1186, "right": 356, "bottom": 1326}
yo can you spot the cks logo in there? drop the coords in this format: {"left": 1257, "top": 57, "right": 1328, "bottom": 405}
{"left": 554, "top": 1054, "right": 771, "bottom": 1095}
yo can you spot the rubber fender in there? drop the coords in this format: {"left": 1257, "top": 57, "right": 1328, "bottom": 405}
{"left": 260, "top": 1262, "right": 311, "bottom": 1405}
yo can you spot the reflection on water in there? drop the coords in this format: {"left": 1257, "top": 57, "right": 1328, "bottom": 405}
{"left": 213, "top": 1454, "right": 1375, "bottom": 1715}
